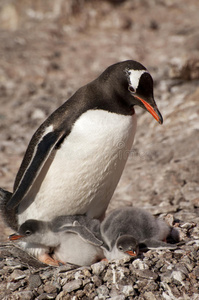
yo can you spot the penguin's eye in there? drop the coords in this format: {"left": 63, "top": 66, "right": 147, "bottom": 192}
{"left": 118, "top": 245, "right": 123, "bottom": 251}
{"left": 25, "top": 230, "right": 31, "bottom": 236}
{"left": 128, "top": 86, "right": 135, "bottom": 93}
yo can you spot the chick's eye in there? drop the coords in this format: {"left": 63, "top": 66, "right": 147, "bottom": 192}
{"left": 25, "top": 230, "right": 31, "bottom": 236}
{"left": 118, "top": 246, "right": 123, "bottom": 251}
{"left": 128, "top": 86, "right": 135, "bottom": 93}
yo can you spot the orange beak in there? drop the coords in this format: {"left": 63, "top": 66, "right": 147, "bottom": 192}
{"left": 9, "top": 233, "right": 24, "bottom": 241}
{"left": 135, "top": 95, "right": 163, "bottom": 124}
{"left": 125, "top": 250, "right": 137, "bottom": 256}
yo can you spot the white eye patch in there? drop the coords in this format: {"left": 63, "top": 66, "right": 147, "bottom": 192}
{"left": 127, "top": 69, "right": 148, "bottom": 92}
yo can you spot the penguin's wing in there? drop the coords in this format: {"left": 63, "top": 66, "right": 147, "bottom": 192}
{"left": 6, "top": 124, "right": 67, "bottom": 209}
{"left": 139, "top": 239, "right": 177, "bottom": 250}
{"left": 58, "top": 225, "right": 103, "bottom": 246}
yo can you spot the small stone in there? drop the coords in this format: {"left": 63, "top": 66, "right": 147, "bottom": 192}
{"left": 83, "top": 282, "right": 97, "bottom": 298}
{"left": 38, "top": 293, "right": 57, "bottom": 300}
{"left": 10, "top": 291, "right": 34, "bottom": 300}
{"left": 174, "top": 263, "right": 189, "bottom": 276}
{"left": 63, "top": 279, "right": 82, "bottom": 293}
{"left": 133, "top": 269, "right": 158, "bottom": 280}
{"left": 10, "top": 269, "right": 26, "bottom": 281}
{"left": 6, "top": 281, "right": 23, "bottom": 292}
{"left": 82, "top": 278, "right": 91, "bottom": 286}
{"left": 171, "top": 270, "right": 186, "bottom": 284}
{"left": 161, "top": 271, "right": 173, "bottom": 283}
{"left": 96, "top": 285, "right": 109, "bottom": 298}
{"left": 180, "top": 222, "right": 196, "bottom": 229}
{"left": 122, "top": 285, "right": 135, "bottom": 296}
{"left": 164, "top": 214, "right": 174, "bottom": 226}
{"left": 28, "top": 274, "right": 42, "bottom": 289}
{"left": 56, "top": 291, "right": 72, "bottom": 300}
{"left": 193, "top": 266, "right": 199, "bottom": 278}
{"left": 143, "top": 291, "right": 158, "bottom": 300}
{"left": 108, "top": 295, "right": 125, "bottom": 300}
{"left": 91, "top": 261, "right": 108, "bottom": 276}
{"left": 132, "top": 259, "right": 149, "bottom": 270}
{"left": 91, "top": 275, "right": 102, "bottom": 287}
{"left": 57, "top": 264, "right": 77, "bottom": 273}
{"left": 44, "top": 282, "right": 58, "bottom": 294}
{"left": 82, "top": 268, "right": 92, "bottom": 277}
{"left": 103, "top": 268, "right": 114, "bottom": 282}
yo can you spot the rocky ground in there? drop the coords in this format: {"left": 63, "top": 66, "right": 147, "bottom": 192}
{"left": 0, "top": 0, "right": 199, "bottom": 299}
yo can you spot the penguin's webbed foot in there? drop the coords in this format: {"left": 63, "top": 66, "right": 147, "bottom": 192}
{"left": 38, "top": 253, "right": 61, "bottom": 266}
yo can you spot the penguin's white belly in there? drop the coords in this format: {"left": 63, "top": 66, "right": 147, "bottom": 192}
{"left": 54, "top": 233, "right": 104, "bottom": 266}
{"left": 18, "top": 110, "right": 137, "bottom": 224}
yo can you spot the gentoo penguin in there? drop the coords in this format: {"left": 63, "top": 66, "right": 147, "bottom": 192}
{"left": 5, "top": 60, "right": 163, "bottom": 228}
{"left": 100, "top": 207, "right": 176, "bottom": 260}
{"left": 9, "top": 215, "right": 104, "bottom": 266}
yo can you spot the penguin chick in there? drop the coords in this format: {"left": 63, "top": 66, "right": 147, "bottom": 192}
{"left": 101, "top": 207, "right": 176, "bottom": 261}
{"left": 9, "top": 215, "right": 104, "bottom": 266}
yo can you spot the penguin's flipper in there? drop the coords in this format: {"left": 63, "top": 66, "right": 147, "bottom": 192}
{"left": 6, "top": 127, "right": 66, "bottom": 210}
{"left": 139, "top": 239, "right": 177, "bottom": 250}
{"left": 59, "top": 225, "right": 103, "bottom": 246}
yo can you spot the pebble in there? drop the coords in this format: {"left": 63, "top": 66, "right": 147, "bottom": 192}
{"left": 63, "top": 279, "right": 82, "bottom": 293}
{"left": 91, "top": 261, "right": 108, "bottom": 276}
{"left": 96, "top": 285, "right": 109, "bottom": 298}
{"left": 10, "top": 269, "right": 27, "bottom": 281}
{"left": 28, "top": 274, "right": 42, "bottom": 289}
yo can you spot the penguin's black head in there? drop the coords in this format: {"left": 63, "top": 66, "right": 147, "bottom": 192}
{"left": 116, "top": 234, "right": 139, "bottom": 257}
{"left": 9, "top": 220, "right": 46, "bottom": 241}
{"left": 98, "top": 60, "right": 163, "bottom": 124}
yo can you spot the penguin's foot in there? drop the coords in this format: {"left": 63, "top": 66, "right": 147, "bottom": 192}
{"left": 101, "top": 258, "right": 108, "bottom": 262}
{"left": 38, "top": 253, "right": 61, "bottom": 266}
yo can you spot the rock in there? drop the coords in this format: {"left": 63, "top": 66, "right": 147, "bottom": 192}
{"left": 10, "top": 269, "right": 27, "bottom": 281}
{"left": 131, "top": 259, "right": 149, "bottom": 270}
{"left": 7, "top": 291, "right": 34, "bottom": 300}
{"left": 132, "top": 269, "right": 158, "bottom": 281}
{"left": 91, "top": 275, "right": 102, "bottom": 287}
{"left": 171, "top": 270, "right": 186, "bottom": 284}
{"left": 6, "top": 281, "right": 24, "bottom": 292}
{"left": 143, "top": 291, "right": 158, "bottom": 300}
{"left": 44, "top": 282, "right": 59, "bottom": 294}
{"left": 122, "top": 285, "right": 135, "bottom": 296}
{"left": 164, "top": 214, "right": 174, "bottom": 226}
{"left": 96, "top": 285, "right": 109, "bottom": 298}
{"left": 63, "top": 279, "right": 82, "bottom": 293}
{"left": 91, "top": 261, "right": 108, "bottom": 276}
{"left": 28, "top": 274, "right": 42, "bottom": 289}
{"left": 193, "top": 266, "right": 199, "bottom": 278}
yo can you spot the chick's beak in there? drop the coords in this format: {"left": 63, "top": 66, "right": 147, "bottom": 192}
{"left": 134, "top": 95, "right": 163, "bottom": 124}
{"left": 125, "top": 250, "right": 137, "bottom": 257}
{"left": 9, "top": 233, "right": 24, "bottom": 241}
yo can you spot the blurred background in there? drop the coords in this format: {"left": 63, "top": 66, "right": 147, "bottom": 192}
{"left": 0, "top": 0, "right": 199, "bottom": 241}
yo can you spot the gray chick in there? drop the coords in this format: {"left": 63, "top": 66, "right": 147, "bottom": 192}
{"left": 9, "top": 215, "right": 104, "bottom": 266}
{"left": 101, "top": 207, "right": 176, "bottom": 260}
